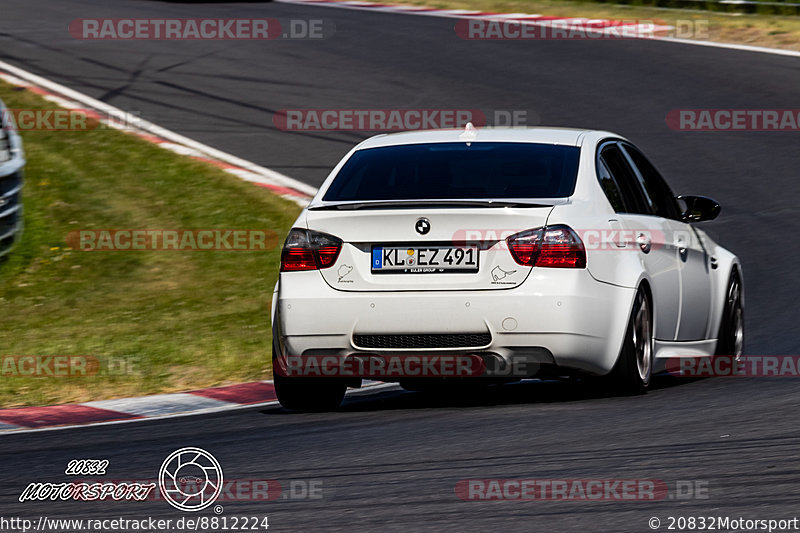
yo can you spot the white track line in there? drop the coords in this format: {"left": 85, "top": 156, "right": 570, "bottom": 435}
{"left": 0, "top": 59, "right": 319, "bottom": 201}
{"left": 275, "top": 0, "right": 800, "bottom": 58}
{"left": 656, "top": 36, "right": 800, "bottom": 57}
{"left": 0, "top": 382, "right": 400, "bottom": 436}
{"left": 0, "top": 61, "right": 402, "bottom": 436}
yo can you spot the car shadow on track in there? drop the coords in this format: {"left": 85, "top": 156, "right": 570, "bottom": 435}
{"left": 264, "top": 374, "right": 704, "bottom": 414}
{"left": 353, "top": 375, "right": 700, "bottom": 411}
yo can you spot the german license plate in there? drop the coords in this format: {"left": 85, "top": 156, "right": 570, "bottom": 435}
{"left": 371, "top": 245, "right": 479, "bottom": 274}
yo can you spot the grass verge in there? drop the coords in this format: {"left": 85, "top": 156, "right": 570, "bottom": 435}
{"left": 379, "top": 0, "right": 800, "bottom": 50}
{"left": 0, "top": 81, "right": 301, "bottom": 407}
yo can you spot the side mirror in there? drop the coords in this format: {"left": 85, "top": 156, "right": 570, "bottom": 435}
{"left": 676, "top": 195, "right": 721, "bottom": 222}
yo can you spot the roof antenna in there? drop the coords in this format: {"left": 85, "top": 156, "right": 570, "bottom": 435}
{"left": 459, "top": 121, "right": 478, "bottom": 145}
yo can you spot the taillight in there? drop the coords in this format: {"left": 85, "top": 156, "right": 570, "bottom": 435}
{"left": 506, "top": 225, "right": 586, "bottom": 268}
{"left": 280, "top": 229, "right": 343, "bottom": 272}
{"left": 506, "top": 228, "right": 543, "bottom": 265}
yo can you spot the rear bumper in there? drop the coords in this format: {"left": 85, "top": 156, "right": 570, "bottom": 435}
{"left": 273, "top": 268, "right": 635, "bottom": 376}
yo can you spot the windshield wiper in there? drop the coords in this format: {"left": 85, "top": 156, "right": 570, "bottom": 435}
{"left": 310, "top": 200, "right": 552, "bottom": 210}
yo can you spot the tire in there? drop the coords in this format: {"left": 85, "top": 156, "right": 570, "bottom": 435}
{"left": 608, "top": 288, "right": 653, "bottom": 393}
{"left": 715, "top": 270, "right": 744, "bottom": 358}
{"left": 273, "top": 348, "right": 347, "bottom": 412}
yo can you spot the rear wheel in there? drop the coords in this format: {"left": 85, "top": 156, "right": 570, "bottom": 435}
{"left": 608, "top": 289, "right": 653, "bottom": 393}
{"left": 273, "top": 348, "right": 347, "bottom": 412}
{"left": 715, "top": 270, "right": 744, "bottom": 358}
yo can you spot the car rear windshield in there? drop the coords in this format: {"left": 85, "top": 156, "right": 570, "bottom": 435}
{"left": 322, "top": 142, "right": 581, "bottom": 201}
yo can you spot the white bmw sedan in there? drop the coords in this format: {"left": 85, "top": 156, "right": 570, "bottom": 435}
{"left": 271, "top": 127, "right": 743, "bottom": 411}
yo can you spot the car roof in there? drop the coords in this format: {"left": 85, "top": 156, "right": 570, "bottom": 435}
{"left": 354, "top": 126, "right": 608, "bottom": 150}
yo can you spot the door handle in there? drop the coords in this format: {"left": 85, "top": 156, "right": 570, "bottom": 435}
{"left": 675, "top": 234, "right": 688, "bottom": 259}
{"left": 709, "top": 256, "right": 718, "bottom": 269}
{"left": 636, "top": 232, "right": 651, "bottom": 254}
{"left": 608, "top": 219, "right": 626, "bottom": 248}
{"left": 677, "top": 240, "right": 688, "bottom": 259}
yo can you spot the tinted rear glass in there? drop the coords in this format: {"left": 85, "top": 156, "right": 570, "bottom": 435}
{"left": 322, "top": 142, "right": 581, "bottom": 201}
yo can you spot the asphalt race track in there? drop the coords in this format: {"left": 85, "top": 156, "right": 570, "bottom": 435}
{"left": 1, "top": 0, "right": 799, "bottom": 530}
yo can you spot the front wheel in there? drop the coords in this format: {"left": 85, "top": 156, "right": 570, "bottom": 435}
{"left": 715, "top": 270, "right": 744, "bottom": 358}
{"left": 608, "top": 288, "right": 653, "bottom": 393}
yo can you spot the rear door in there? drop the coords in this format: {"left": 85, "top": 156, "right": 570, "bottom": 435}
{"left": 621, "top": 143, "right": 712, "bottom": 341}
{"left": 598, "top": 141, "right": 681, "bottom": 342}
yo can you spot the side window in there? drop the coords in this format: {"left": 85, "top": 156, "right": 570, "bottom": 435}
{"left": 621, "top": 144, "right": 681, "bottom": 220}
{"left": 596, "top": 159, "right": 627, "bottom": 213}
{"left": 598, "top": 144, "right": 651, "bottom": 215}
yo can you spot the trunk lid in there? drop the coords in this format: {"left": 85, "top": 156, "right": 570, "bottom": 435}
{"left": 305, "top": 205, "right": 553, "bottom": 291}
